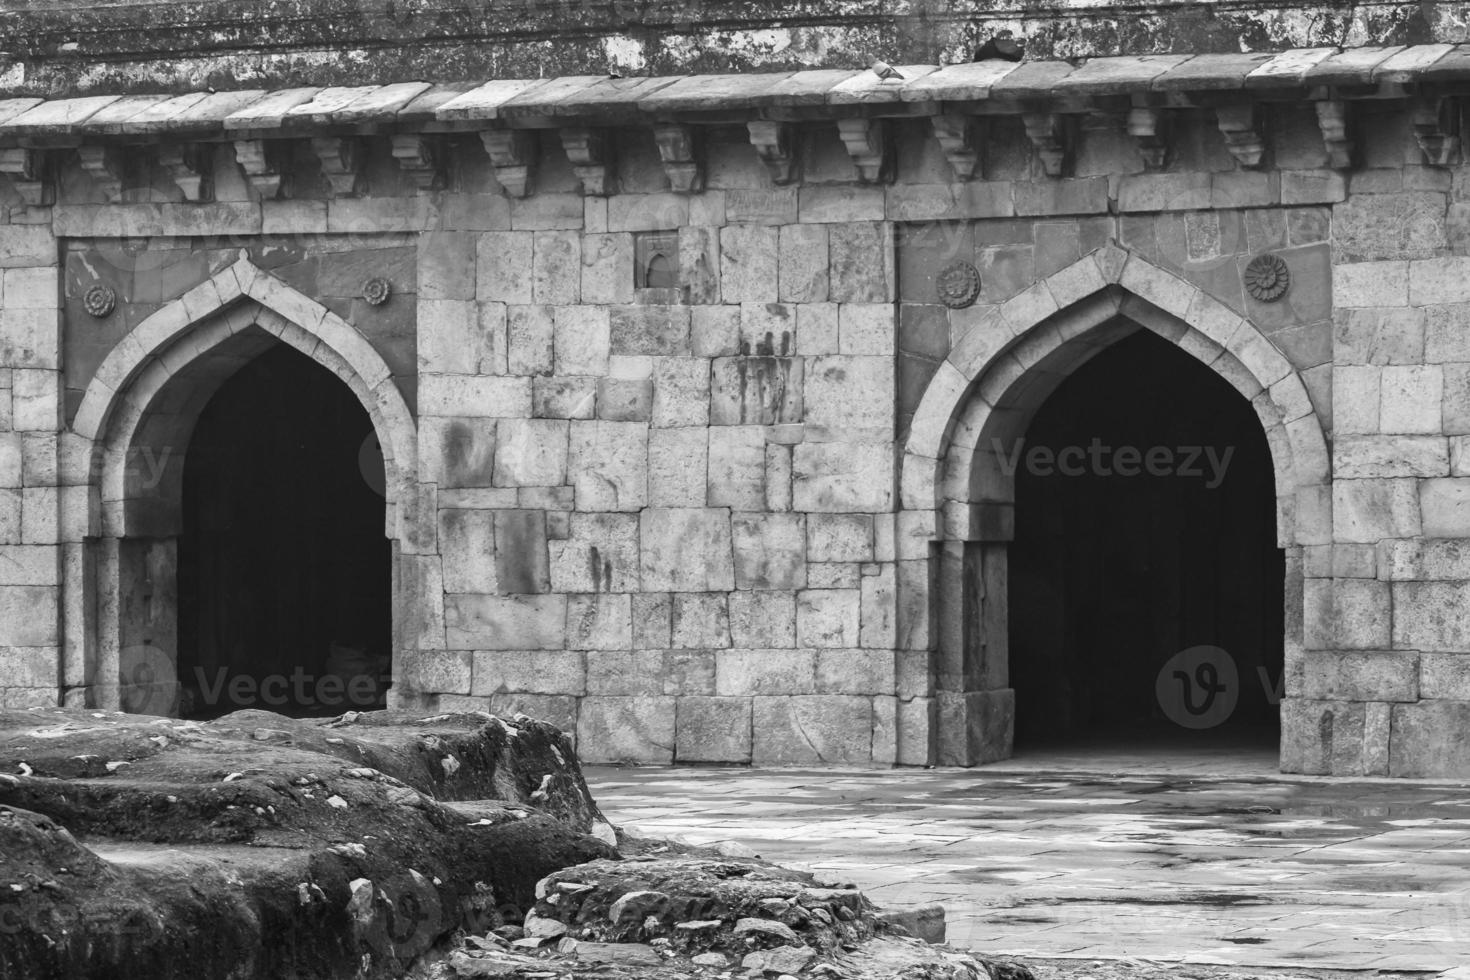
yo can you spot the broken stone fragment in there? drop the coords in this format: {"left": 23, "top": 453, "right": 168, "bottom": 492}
{"left": 607, "top": 888, "right": 668, "bottom": 924}
{"left": 742, "top": 944, "right": 816, "bottom": 974}
{"left": 733, "top": 916, "right": 801, "bottom": 945}
{"left": 522, "top": 911, "right": 567, "bottom": 937}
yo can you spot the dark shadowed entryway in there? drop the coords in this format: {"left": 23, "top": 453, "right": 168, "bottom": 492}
{"left": 1009, "top": 328, "right": 1284, "bottom": 753}
{"left": 177, "top": 343, "right": 391, "bottom": 718}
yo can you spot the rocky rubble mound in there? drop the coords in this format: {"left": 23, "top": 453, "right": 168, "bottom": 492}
{"left": 441, "top": 857, "right": 1035, "bottom": 980}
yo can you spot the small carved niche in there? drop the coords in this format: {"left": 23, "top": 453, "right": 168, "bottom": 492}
{"left": 634, "top": 230, "right": 680, "bottom": 289}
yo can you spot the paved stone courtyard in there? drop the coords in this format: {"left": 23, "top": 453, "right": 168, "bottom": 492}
{"left": 587, "top": 753, "right": 1470, "bottom": 974}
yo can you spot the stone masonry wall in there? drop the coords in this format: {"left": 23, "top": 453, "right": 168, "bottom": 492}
{"left": 10, "top": 79, "right": 1470, "bottom": 775}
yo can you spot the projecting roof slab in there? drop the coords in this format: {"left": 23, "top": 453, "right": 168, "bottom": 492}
{"left": 3, "top": 45, "right": 1470, "bottom": 143}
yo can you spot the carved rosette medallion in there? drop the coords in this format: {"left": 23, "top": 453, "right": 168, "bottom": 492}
{"left": 936, "top": 261, "right": 981, "bottom": 309}
{"left": 83, "top": 284, "right": 116, "bottom": 318}
{"left": 363, "top": 277, "right": 392, "bottom": 306}
{"left": 1244, "top": 253, "right": 1289, "bottom": 303}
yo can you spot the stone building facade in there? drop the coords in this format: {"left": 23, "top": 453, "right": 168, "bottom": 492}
{"left": 3, "top": 3, "right": 1470, "bottom": 776}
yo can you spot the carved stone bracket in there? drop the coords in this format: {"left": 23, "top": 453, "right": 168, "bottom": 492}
{"left": 0, "top": 147, "right": 49, "bottom": 207}
{"left": 1021, "top": 113, "right": 1072, "bottom": 177}
{"left": 1412, "top": 98, "right": 1460, "bottom": 167}
{"left": 233, "top": 139, "right": 285, "bottom": 199}
{"left": 311, "top": 136, "right": 365, "bottom": 197}
{"left": 159, "top": 143, "right": 213, "bottom": 202}
{"left": 653, "top": 123, "right": 703, "bottom": 193}
{"left": 747, "top": 120, "right": 798, "bottom": 185}
{"left": 930, "top": 114, "right": 981, "bottom": 181}
{"left": 1126, "top": 107, "right": 1170, "bottom": 172}
{"left": 1216, "top": 104, "right": 1266, "bottom": 169}
{"left": 835, "top": 117, "right": 891, "bottom": 183}
{"left": 479, "top": 129, "right": 536, "bottom": 198}
{"left": 392, "top": 134, "right": 443, "bottom": 193}
{"left": 1313, "top": 101, "right": 1352, "bottom": 170}
{"left": 77, "top": 145, "right": 124, "bottom": 201}
{"left": 559, "top": 127, "right": 611, "bottom": 196}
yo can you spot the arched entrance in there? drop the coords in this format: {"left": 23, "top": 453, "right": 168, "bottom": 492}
{"left": 902, "top": 245, "right": 1330, "bottom": 767}
{"left": 178, "top": 344, "right": 391, "bottom": 718}
{"left": 64, "top": 258, "right": 419, "bottom": 717}
{"left": 1008, "top": 328, "right": 1284, "bottom": 752}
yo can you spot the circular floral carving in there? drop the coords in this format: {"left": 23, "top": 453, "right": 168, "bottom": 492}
{"left": 936, "top": 261, "right": 981, "bottom": 309}
{"left": 83, "top": 284, "right": 116, "bottom": 318}
{"left": 1244, "top": 253, "right": 1290, "bottom": 303}
{"left": 363, "top": 277, "right": 392, "bottom": 306}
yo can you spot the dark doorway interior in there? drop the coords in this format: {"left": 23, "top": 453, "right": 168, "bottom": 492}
{"left": 1009, "top": 327, "right": 1284, "bottom": 752}
{"left": 178, "top": 343, "right": 390, "bottom": 719}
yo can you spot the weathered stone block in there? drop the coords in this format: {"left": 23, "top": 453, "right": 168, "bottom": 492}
{"left": 807, "top": 514, "right": 874, "bottom": 563}
{"left": 1420, "top": 477, "right": 1470, "bottom": 537}
{"left": 552, "top": 306, "right": 611, "bottom": 376}
{"left": 651, "top": 357, "right": 710, "bottom": 427}
{"left": 1419, "top": 653, "right": 1470, "bottom": 699}
{"left": 648, "top": 427, "right": 707, "bottom": 507}
{"left": 1304, "top": 577, "right": 1390, "bottom": 649}
{"left": 803, "top": 356, "right": 894, "bottom": 430}
{"left": 418, "top": 375, "right": 531, "bottom": 418}
{"left": 567, "top": 420, "right": 648, "bottom": 511}
{"left": 1332, "top": 308, "right": 1422, "bottom": 365}
{"left": 493, "top": 509, "right": 551, "bottom": 594}
{"left": 663, "top": 649, "right": 716, "bottom": 696}
{"left": 752, "top": 695, "right": 873, "bottom": 764}
{"left": 796, "top": 303, "right": 840, "bottom": 355}
{"left": 793, "top": 442, "right": 894, "bottom": 512}
{"left": 797, "top": 588, "right": 861, "bottom": 648}
{"left": 1389, "top": 700, "right": 1470, "bottom": 778}
{"left": 610, "top": 306, "right": 691, "bottom": 356}
{"left": 422, "top": 418, "right": 496, "bottom": 488}
{"left": 1332, "top": 478, "right": 1420, "bottom": 543}
{"left": 0, "top": 309, "right": 58, "bottom": 370}
{"left": 478, "top": 231, "right": 534, "bottom": 303}
{"left": 715, "top": 649, "right": 815, "bottom": 696}
{"left": 707, "top": 426, "right": 766, "bottom": 510}
{"left": 578, "top": 696, "right": 676, "bottom": 763}
{"left": 0, "top": 645, "right": 57, "bottom": 689}
{"left": 1299, "top": 651, "right": 1418, "bottom": 701}
{"left": 778, "top": 224, "right": 829, "bottom": 303}
{"left": 730, "top": 512, "right": 806, "bottom": 591}
{"left": 815, "top": 649, "right": 895, "bottom": 695}
{"left": 507, "top": 304, "right": 554, "bottom": 375}
{"left": 670, "top": 592, "right": 731, "bottom": 648}
{"left": 596, "top": 378, "right": 653, "bottom": 421}
{"left": 728, "top": 590, "right": 797, "bottom": 648}
{"left": 1379, "top": 366, "right": 1443, "bottom": 434}
{"left": 633, "top": 592, "right": 672, "bottom": 649}
{"left": 608, "top": 193, "right": 688, "bottom": 232}
{"left": 1335, "top": 193, "right": 1445, "bottom": 262}
{"left": 581, "top": 233, "right": 635, "bottom": 305}
{"left": 494, "top": 418, "right": 568, "bottom": 486}
{"left": 471, "top": 649, "right": 583, "bottom": 694}
{"left": 532, "top": 229, "right": 581, "bottom": 303}
{"left": 860, "top": 564, "right": 897, "bottom": 649}
{"left": 532, "top": 377, "right": 597, "bottom": 419}
{"left": 3, "top": 267, "right": 57, "bottom": 309}
{"left": 1379, "top": 537, "right": 1470, "bottom": 580}
{"left": 838, "top": 304, "right": 894, "bottom": 356}
{"left": 567, "top": 592, "right": 633, "bottom": 650}
{"left": 936, "top": 689, "right": 1013, "bottom": 766}
{"left": 691, "top": 305, "right": 741, "bottom": 357}
{"left": 549, "top": 513, "right": 639, "bottom": 593}
{"left": 1392, "top": 581, "right": 1470, "bottom": 651}
{"left": 640, "top": 508, "right": 735, "bottom": 592}
{"left": 398, "top": 650, "right": 472, "bottom": 695}
{"left": 720, "top": 225, "right": 779, "bottom": 303}
{"left": 1281, "top": 698, "right": 1366, "bottom": 775}
{"left": 438, "top": 508, "right": 497, "bottom": 593}
{"left": 679, "top": 225, "right": 721, "bottom": 305}
{"left": 709, "top": 354, "right": 803, "bottom": 426}
{"left": 1332, "top": 435, "right": 1447, "bottom": 479}
{"left": 583, "top": 650, "right": 664, "bottom": 696}
{"left": 675, "top": 697, "right": 752, "bottom": 763}
{"left": 447, "top": 595, "right": 566, "bottom": 650}
{"left": 828, "top": 222, "right": 893, "bottom": 302}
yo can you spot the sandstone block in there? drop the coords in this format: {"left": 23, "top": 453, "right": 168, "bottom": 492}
{"left": 727, "top": 590, "right": 797, "bottom": 648}
{"left": 648, "top": 427, "right": 707, "bottom": 507}
{"left": 3, "top": 267, "right": 57, "bottom": 309}
{"left": 663, "top": 649, "right": 716, "bottom": 696}
{"left": 470, "top": 693, "right": 578, "bottom": 734}
{"left": 1299, "top": 651, "right": 1418, "bottom": 701}
{"left": 1392, "top": 580, "right": 1470, "bottom": 651}
{"left": 633, "top": 592, "right": 673, "bottom": 649}
{"left": 567, "top": 592, "right": 634, "bottom": 650}
{"left": 860, "top": 563, "right": 897, "bottom": 649}
{"left": 596, "top": 378, "right": 653, "bottom": 422}
{"left": 1420, "top": 477, "right": 1470, "bottom": 537}
{"left": 707, "top": 426, "right": 766, "bottom": 510}
{"left": 799, "top": 185, "right": 885, "bottom": 223}
{"left": 738, "top": 302, "right": 796, "bottom": 356}
{"left": 533, "top": 377, "right": 597, "bottom": 419}
{"left": 725, "top": 187, "right": 798, "bottom": 224}
{"left": 715, "top": 649, "right": 815, "bottom": 696}
{"left": 398, "top": 650, "right": 472, "bottom": 695}
{"left": 797, "top": 588, "right": 861, "bottom": 648}
{"left": 1378, "top": 365, "right": 1442, "bottom": 433}
{"left": 1280, "top": 698, "right": 1365, "bottom": 775}
{"left": 765, "top": 443, "right": 793, "bottom": 513}
{"left": 651, "top": 358, "right": 710, "bottom": 427}
{"left": 1419, "top": 653, "right": 1470, "bottom": 699}
{"left": 778, "top": 224, "right": 829, "bottom": 303}
{"left": 670, "top": 592, "right": 731, "bottom": 649}
{"left": 807, "top": 514, "right": 874, "bottom": 563}
{"left": 793, "top": 442, "right": 894, "bottom": 512}
{"left": 691, "top": 305, "right": 741, "bottom": 357}
{"left": 1332, "top": 308, "right": 1422, "bottom": 365}
{"left": 1332, "top": 366, "right": 1378, "bottom": 434}
{"left": 1378, "top": 537, "right": 1470, "bottom": 580}
{"left": 675, "top": 697, "right": 753, "bottom": 763}
{"left": 552, "top": 306, "right": 611, "bottom": 376}
{"left": 494, "top": 418, "right": 569, "bottom": 486}
{"left": 838, "top": 304, "right": 895, "bottom": 356}
{"left": 548, "top": 513, "right": 639, "bottom": 593}
{"left": 447, "top": 595, "right": 566, "bottom": 650}
{"left": 896, "top": 696, "right": 936, "bottom": 764}
{"left": 610, "top": 306, "right": 691, "bottom": 356}
{"left": 578, "top": 696, "right": 676, "bottom": 763}
{"left": 640, "top": 508, "right": 735, "bottom": 592}
{"left": 477, "top": 231, "right": 534, "bottom": 302}
{"left": 752, "top": 695, "right": 873, "bottom": 764}
{"left": 585, "top": 650, "right": 665, "bottom": 696}
{"left": 0, "top": 309, "right": 58, "bottom": 370}
{"left": 796, "top": 303, "right": 840, "bottom": 355}
{"left": 419, "top": 375, "right": 530, "bottom": 418}
{"left": 679, "top": 225, "right": 721, "bottom": 305}
{"left": 471, "top": 649, "right": 584, "bottom": 695}
{"left": 1304, "top": 578, "right": 1390, "bottom": 649}
{"left": 709, "top": 356, "right": 804, "bottom": 425}
{"left": 720, "top": 225, "right": 779, "bottom": 303}
{"left": 418, "top": 231, "right": 475, "bottom": 299}
{"left": 815, "top": 649, "right": 896, "bottom": 695}
{"left": 730, "top": 512, "right": 806, "bottom": 591}
{"left": 581, "top": 233, "right": 635, "bottom": 305}
{"left": 438, "top": 508, "right": 498, "bottom": 593}
{"left": 1389, "top": 700, "right": 1470, "bottom": 778}
{"left": 608, "top": 193, "right": 688, "bottom": 231}
{"left": 1409, "top": 256, "right": 1470, "bottom": 306}
{"left": 493, "top": 510, "right": 552, "bottom": 594}
{"left": 1332, "top": 478, "right": 1420, "bottom": 543}
{"left": 507, "top": 304, "right": 554, "bottom": 375}
{"left": 532, "top": 230, "right": 581, "bottom": 304}
{"left": 803, "top": 356, "right": 894, "bottom": 429}
{"left": 1332, "top": 435, "right": 1447, "bottom": 479}
{"left": 421, "top": 418, "right": 495, "bottom": 488}
{"left": 828, "top": 222, "right": 893, "bottom": 302}
{"left": 567, "top": 420, "right": 648, "bottom": 511}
